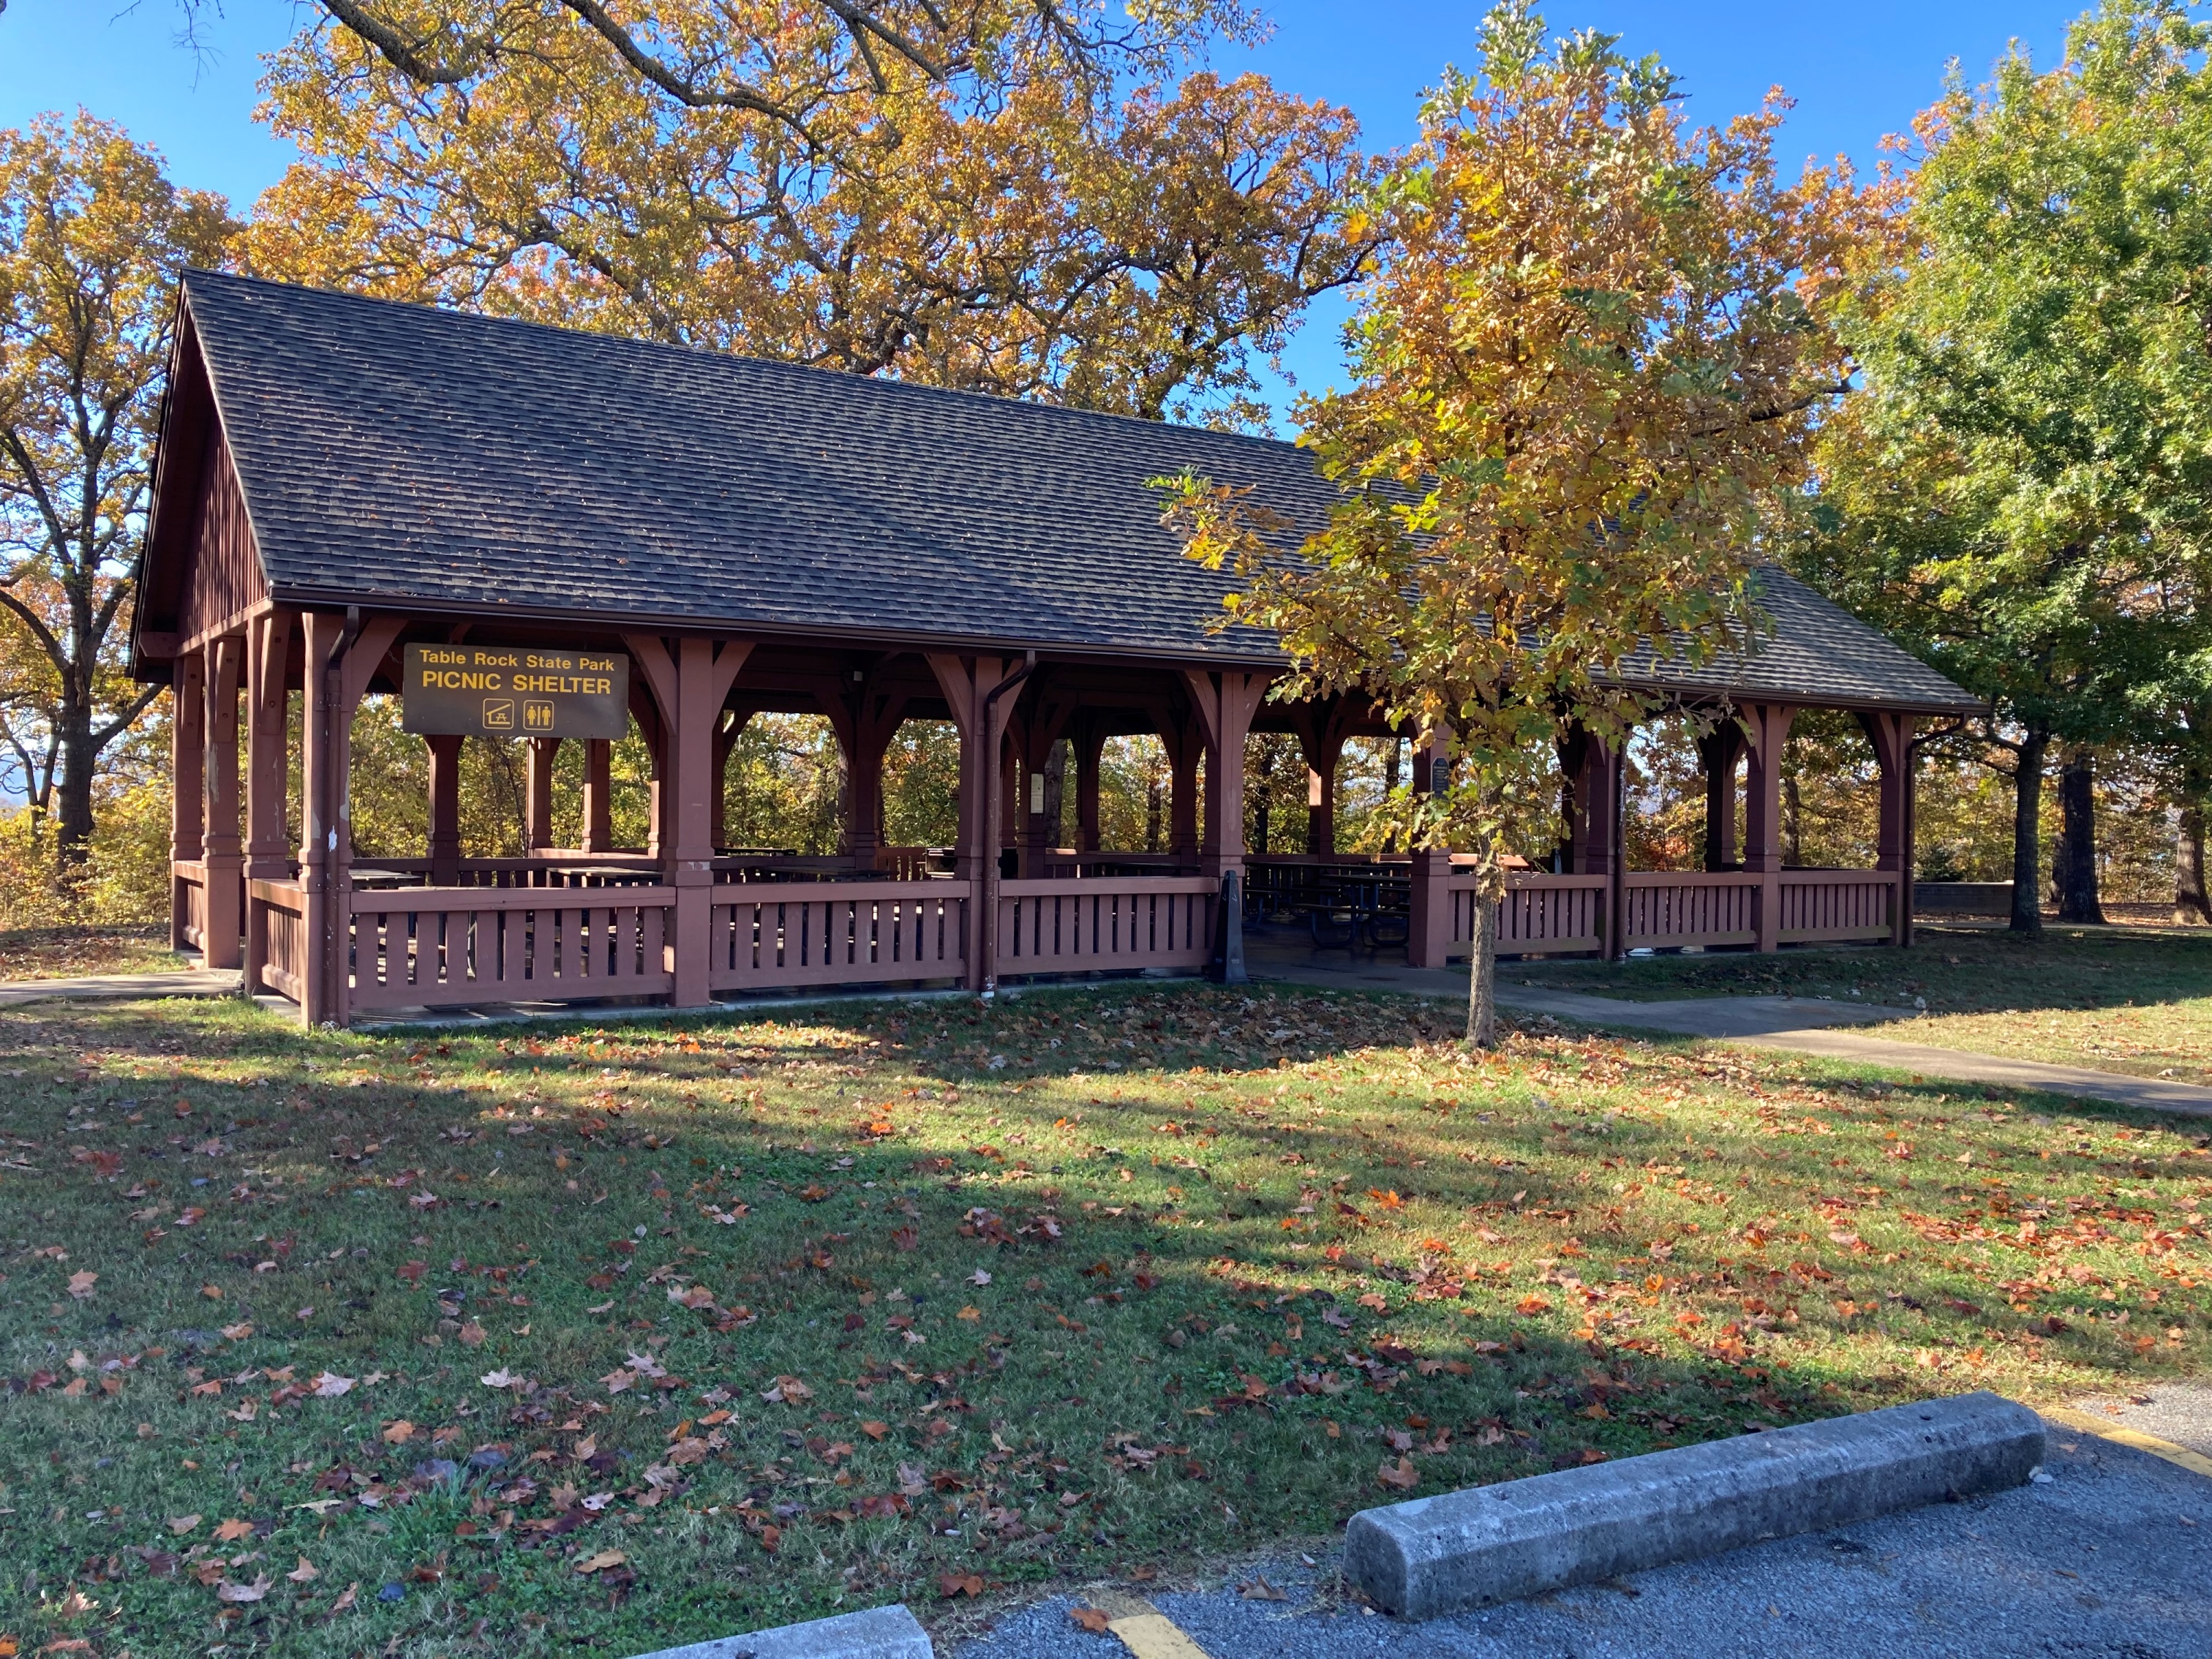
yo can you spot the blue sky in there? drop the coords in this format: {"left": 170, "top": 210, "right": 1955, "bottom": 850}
{"left": 2, "top": 0, "right": 2091, "bottom": 411}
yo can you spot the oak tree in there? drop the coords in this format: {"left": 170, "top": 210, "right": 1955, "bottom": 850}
{"left": 1801, "top": 0, "right": 2212, "bottom": 933}
{"left": 1165, "top": 2, "right": 1883, "bottom": 1041}
{"left": 244, "top": 0, "right": 1375, "bottom": 426}
{"left": 0, "top": 112, "right": 238, "bottom": 858}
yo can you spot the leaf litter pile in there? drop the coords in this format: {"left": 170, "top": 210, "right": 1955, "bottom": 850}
{"left": 0, "top": 983, "right": 2208, "bottom": 1655}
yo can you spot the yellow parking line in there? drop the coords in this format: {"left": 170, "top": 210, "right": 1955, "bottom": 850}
{"left": 2045, "top": 1404, "right": 2212, "bottom": 1481}
{"left": 1105, "top": 1609, "right": 1216, "bottom": 1659}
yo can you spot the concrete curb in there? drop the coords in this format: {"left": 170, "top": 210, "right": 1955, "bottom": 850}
{"left": 1344, "top": 1391, "right": 2044, "bottom": 1620}
{"left": 625, "top": 1603, "right": 931, "bottom": 1658}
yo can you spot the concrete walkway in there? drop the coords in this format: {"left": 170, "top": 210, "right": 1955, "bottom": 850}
{"left": 0, "top": 967, "right": 241, "bottom": 1008}
{"left": 1246, "top": 933, "right": 2212, "bottom": 1117}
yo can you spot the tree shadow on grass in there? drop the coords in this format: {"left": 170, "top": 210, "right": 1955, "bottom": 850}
{"left": 1, "top": 981, "right": 2206, "bottom": 1653}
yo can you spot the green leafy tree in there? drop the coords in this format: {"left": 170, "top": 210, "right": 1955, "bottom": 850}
{"left": 1800, "top": 0, "right": 2212, "bottom": 933}
{"left": 1165, "top": 2, "right": 1879, "bottom": 1042}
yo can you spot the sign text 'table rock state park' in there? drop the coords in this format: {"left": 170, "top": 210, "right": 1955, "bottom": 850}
{"left": 402, "top": 644, "right": 629, "bottom": 740}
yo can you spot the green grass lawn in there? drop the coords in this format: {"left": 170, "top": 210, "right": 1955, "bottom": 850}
{"left": 1519, "top": 923, "right": 2212, "bottom": 1082}
{"left": 0, "top": 928, "right": 189, "bottom": 983}
{"left": 2, "top": 982, "right": 2208, "bottom": 1657}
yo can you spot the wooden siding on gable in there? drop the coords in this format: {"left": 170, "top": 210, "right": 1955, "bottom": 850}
{"left": 178, "top": 427, "right": 266, "bottom": 643}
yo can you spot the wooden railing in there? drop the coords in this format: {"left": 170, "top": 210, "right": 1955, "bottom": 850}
{"left": 350, "top": 855, "right": 663, "bottom": 889}
{"left": 1777, "top": 870, "right": 1896, "bottom": 943}
{"left": 997, "top": 875, "right": 1215, "bottom": 977}
{"left": 1487, "top": 873, "right": 1606, "bottom": 955}
{"left": 173, "top": 860, "right": 210, "bottom": 951}
{"left": 708, "top": 880, "right": 968, "bottom": 993}
{"left": 1622, "top": 872, "right": 1761, "bottom": 948}
{"left": 249, "top": 879, "right": 309, "bottom": 1002}
{"left": 348, "top": 884, "right": 677, "bottom": 1012}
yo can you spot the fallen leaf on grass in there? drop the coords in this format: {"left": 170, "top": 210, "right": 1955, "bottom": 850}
{"left": 480, "top": 1369, "right": 519, "bottom": 1389}
{"left": 383, "top": 1421, "right": 415, "bottom": 1445}
{"left": 331, "top": 1583, "right": 358, "bottom": 1613}
{"left": 456, "top": 1322, "right": 486, "bottom": 1348}
{"left": 938, "top": 1573, "right": 985, "bottom": 1599}
{"left": 165, "top": 1514, "right": 200, "bottom": 1535}
{"left": 214, "top": 1519, "right": 254, "bottom": 1542}
{"left": 66, "top": 1271, "right": 96, "bottom": 1301}
{"left": 1377, "top": 1456, "right": 1420, "bottom": 1491}
{"left": 1069, "top": 1606, "right": 1112, "bottom": 1633}
{"left": 287, "top": 1556, "right": 319, "bottom": 1583}
{"left": 859, "top": 1421, "right": 889, "bottom": 1440}
{"left": 219, "top": 1323, "right": 252, "bottom": 1341}
{"left": 573, "top": 1550, "right": 628, "bottom": 1576}
{"left": 312, "top": 1372, "right": 355, "bottom": 1399}
{"left": 216, "top": 1575, "right": 272, "bottom": 1603}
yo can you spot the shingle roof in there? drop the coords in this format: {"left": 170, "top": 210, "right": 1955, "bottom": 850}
{"left": 163, "top": 271, "right": 1979, "bottom": 712}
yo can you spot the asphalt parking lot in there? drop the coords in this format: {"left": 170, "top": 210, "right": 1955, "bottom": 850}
{"left": 954, "top": 1416, "right": 2212, "bottom": 1659}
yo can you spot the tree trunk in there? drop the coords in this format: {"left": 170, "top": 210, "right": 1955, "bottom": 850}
{"left": 1041, "top": 739, "right": 1066, "bottom": 846}
{"left": 1467, "top": 889, "right": 1497, "bottom": 1047}
{"left": 2010, "top": 731, "right": 2049, "bottom": 934}
{"left": 2177, "top": 802, "right": 2211, "bottom": 924}
{"left": 1252, "top": 743, "right": 1274, "bottom": 855}
{"left": 1781, "top": 773, "right": 1802, "bottom": 867}
{"left": 2053, "top": 747, "right": 2104, "bottom": 924}
{"left": 53, "top": 700, "right": 97, "bottom": 863}
{"left": 1144, "top": 769, "right": 1163, "bottom": 853}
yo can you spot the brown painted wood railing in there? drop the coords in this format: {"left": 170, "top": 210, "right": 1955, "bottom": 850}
{"left": 707, "top": 880, "right": 968, "bottom": 993}
{"left": 996, "top": 875, "right": 1216, "bottom": 977}
{"left": 350, "top": 856, "right": 663, "bottom": 889}
{"left": 173, "top": 861, "right": 211, "bottom": 951}
{"left": 1472, "top": 873, "right": 1607, "bottom": 955}
{"left": 1622, "top": 872, "right": 1762, "bottom": 948}
{"left": 248, "top": 879, "right": 310, "bottom": 1002}
{"left": 347, "top": 884, "right": 677, "bottom": 1011}
{"left": 1776, "top": 870, "right": 1896, "bottom": 943}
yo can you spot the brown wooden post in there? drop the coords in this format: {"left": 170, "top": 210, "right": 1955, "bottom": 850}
{"left": 1075, "top": 719, "right": 1105, "bottom": 854}
{"left": 201, "top": 634, "right": 244, "bottom": 969}
{"left": 426, "top": 734, "right": 464, "bottom": 884}
{"left": 627, "top": 682, "right": 667, "bottom": 859}
{"left": 927, "top": 653, "right": 1022, "bottom": 990}
{"left": 524, "top": 737, "right": 558, "bottom": 851}
{"left": 170, "top": 650, "right": 206, "bottom": 952}
{"left": 244, "top": 612, "right": 294, "bottom": 992}
{"left": 1562, "top": 725, "right": 1626, "bottom": 957}
{"left": 1697, "top": 721, "right": 1744, "bottom": 871}
{"left": 1407, "top": 736, "right": 1454, "bottom": 969}
{"left": 581, "top": 739, "right": 613, "bottom": 852}
{"left": 708, "top": 715, "right": 740, "bottom": 854}
{"left": 1742, "top": 702, "right": 1797, "bottom": 953}
{"left": 1861, "top": 710, "right": 1917, "bottom": 947}
{"left": 298, "top": 612, "right": 344, "bottom": 1023}
{"left": 1163, "top": 706, "right": 1202, "bottom": 868}
{"left": 628, "top": 633, "right": 752, "bottom": 1008}
{"left": 1187, "top": 669, "right": 1268, "bottom": 879}
{"left": 329, "top": 617, "right": 403, "bottom": 1026}
{"left": 1293, "top": 695, "right": 1356, "bottom": 856}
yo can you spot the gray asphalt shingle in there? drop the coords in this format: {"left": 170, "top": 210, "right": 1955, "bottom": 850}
{"left": 170, "top": 271, "right": 1978, "bottom": 712}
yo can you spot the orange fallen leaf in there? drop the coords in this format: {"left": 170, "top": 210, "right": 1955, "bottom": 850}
{"left": 287, "top": 1556, "right": 319, "bottom": 1583}
{"left": 574, "top": 1550, "right": 628, "bottom": 1576}
{"left": 859, "top": 1421, "right": 889, "bottom": 1440}
{"left": 1377, "top": 1456, "right": 1420, "bottom": 1491}
{"left": 1069, "top": 1606, "right": 1112, "bottom": 1633}
{"left": 383, "top": 1420, "right": 415, "bottom": 1445}
{"left": 214, "top": 1519, "right": 255, "bottom": 1542}
{"left": 66, "top": 1271, "right": 97, "bottom": 1301}
{"left": 938, "top": 1573, "right": 985, "bottom": 1599}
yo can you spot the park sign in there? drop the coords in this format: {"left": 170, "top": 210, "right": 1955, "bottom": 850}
{"left": 402, "top": 644, "right": 628, "bottom": 740}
